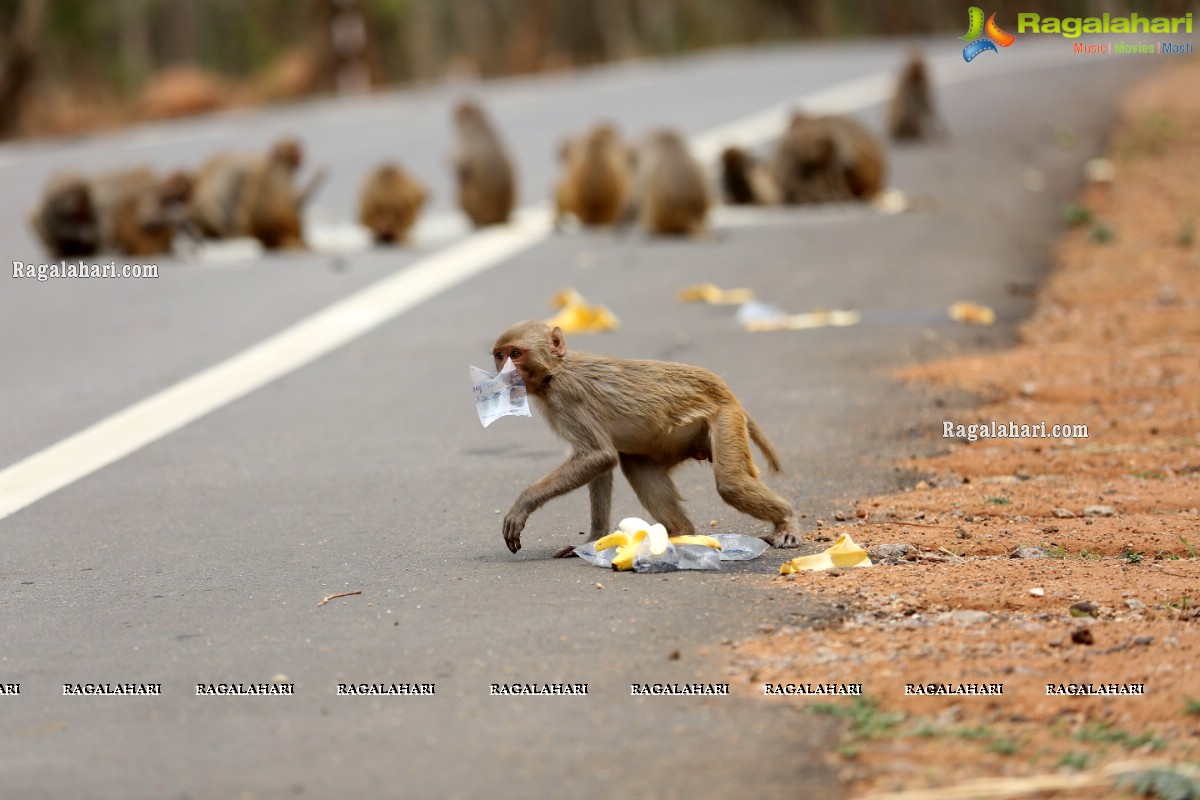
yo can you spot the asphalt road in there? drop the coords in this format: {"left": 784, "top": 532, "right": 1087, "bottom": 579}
{"left": 0, "top": 37, "right": 1157, "bottom": 800}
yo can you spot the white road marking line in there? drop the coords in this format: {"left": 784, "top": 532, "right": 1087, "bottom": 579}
{"left": 692, "top": 72, "right": 894, "bottom": 163}
{"left": 0, "top": 53, "right": 1083, "bottom": 520}
{"left": 0, "top": 212, "right": 550, "bottom": 520}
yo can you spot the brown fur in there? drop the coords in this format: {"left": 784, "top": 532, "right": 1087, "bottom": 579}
{"left": 30, "top": 168, "right": 193, "bottom": 258}
{"left": 720, "top": 146, "right": 781, "bottom": 206}
{"left": 240, "top": 139, "right": 306, "bottom": 249}
{"left": 773, "top": 113, "right": 887, "bottom": 204}
{"left": 634, "top": 129, "right": 712, "bottom": 235}
{"left": 888, "top": 52, "right": 947, "bottom": 142}
{"left": 554, "top": 123, "right": 632, "bottom": 227}
{"left": 491, "top": 320, "right": 798, "bottom": 556}
{"left": 188, "top": 137, "right": 319, "bottom": 249}
{"left": 188, "top": 152, "right": 251, "bottom": 239}
{"left": 29, "top": 173, "right": 100, "bottom": 258}
{"left": 453, "top": 101, "right": 516, "bottom": 227}
{"left": 358, "top": 163, "right": 427, "bottom": 244}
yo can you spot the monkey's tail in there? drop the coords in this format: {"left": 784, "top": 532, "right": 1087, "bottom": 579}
{"left": 298, "top": 166, "right": 329, "bottom": 209}
{"left": 747, "top": 417, "right": 783, "bottom": 473}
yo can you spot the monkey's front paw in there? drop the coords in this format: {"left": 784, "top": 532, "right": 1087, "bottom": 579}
{"left": 503, "top": 512, "right": 527, "bottom": 553}
{"left": 552, "top": 546, "right": 579, "bottom": 558}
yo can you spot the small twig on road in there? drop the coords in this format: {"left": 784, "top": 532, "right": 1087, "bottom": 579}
{"left": 873, "top": 520, "right": 952, "bottom": 529}
{"left": 317, "top": 590, "right": 362, "bottom": 607}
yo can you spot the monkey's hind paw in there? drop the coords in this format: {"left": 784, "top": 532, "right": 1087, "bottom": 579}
{"left": 762, "top": 530, "right": 803, "bottom": 549}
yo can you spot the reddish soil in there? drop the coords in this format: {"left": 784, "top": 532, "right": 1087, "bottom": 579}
{"left": 728, "top": 62, "right": 1200, "bottom": 798}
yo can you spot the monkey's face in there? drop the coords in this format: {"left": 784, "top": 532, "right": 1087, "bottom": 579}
{"left": 271, "top": 139, "right": 304, "bottom": 171}
{"left": 492, "top": 343, "right": 527, "bottom": 377}
{"left": 491, "top": 322, "right": 567, "bottom": 391}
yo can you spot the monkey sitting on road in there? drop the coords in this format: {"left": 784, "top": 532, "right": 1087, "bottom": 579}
{"left": 188, "top": 136, "right": 325, "bottom": 249}
{"left": 720, "top": 146, "right": 781, "bottom": 206}
{"left": 489, "top": 320, "right": 799, "bottom": 557}
{"left": 106, "top": 169, "right": 196, "bottom": 256}
{"left": 554, "top": 122, "right": 633, "bottom": 228}
{"left": 632, "top": 129, "right": 712, "bottom": 236}
{"left": 452, "top": 101, "right": 516, "bottom": 227}
{"left": 773, "top": 113, "right": 886, "bottom": 204}
{"left": 358, "top": 163, "right": 427, "bottom": 245}
{"left": 29, "top": 173, "right": 100, "bottom": 258}
{"left": 31, "top": 168, "right": 194, "bottom": 258}
{"left": 888, "top": 52, "right": 947, "bottom": 142}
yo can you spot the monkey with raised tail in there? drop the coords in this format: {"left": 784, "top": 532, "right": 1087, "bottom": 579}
{"left": 188, "top": 136, "right": 323, "bottom": 249}
{"left": 489, "top": 320, "right": 799, "bottom": 557}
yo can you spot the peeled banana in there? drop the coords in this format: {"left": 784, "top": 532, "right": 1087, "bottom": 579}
{"left": 591, "top": 518, "right": 728, "bottom": 571}
{"left": 593, "top": 518, "right": 669, "bottom": 571}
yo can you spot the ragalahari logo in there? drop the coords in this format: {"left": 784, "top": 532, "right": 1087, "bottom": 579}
{"left": 961, "top": 6, "right": 1016, "bottom": 61}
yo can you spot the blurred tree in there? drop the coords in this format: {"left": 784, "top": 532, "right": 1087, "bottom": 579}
{"left": 13, "top": 0, "right": 1189, "bottom": 139}
{"left": 116, "top": 0, "right": 152, "bottom": 88}
{"left": 0, "top": 0, "right": 46, "bottom": 137}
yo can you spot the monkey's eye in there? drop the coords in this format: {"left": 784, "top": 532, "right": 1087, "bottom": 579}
{"left": 509, "top": 348, "right": 522, "bottom": 360}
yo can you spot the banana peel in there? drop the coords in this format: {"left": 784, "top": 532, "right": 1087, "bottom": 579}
{"left": 677, "top": 283, "right": 756, "bottom": 305}
{"left": 948, "top": 301, "right": 995, "bottom": 326}
{"left": 593, "top": 519, "right": 724, "bottom": 571}
{"left": 545, "top": 288, "right": 620, "bottom": 334}
{"left": 779, "top": 532, "right": 873, "bottom": 574}
{"left": 548, "top": 288, "right": 585, "bottom": 309}
{"left": 670, "top": 535, "right": 723, "bottom": 550}
{"left": 594, "top": 518, "right": 669, "bottom": 571}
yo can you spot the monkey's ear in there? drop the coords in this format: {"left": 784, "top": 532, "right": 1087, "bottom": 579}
{"left": 549, "top": 326, "right": 568, "bottom": 358}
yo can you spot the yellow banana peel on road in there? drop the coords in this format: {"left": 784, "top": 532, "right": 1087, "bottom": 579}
{"left": 780, "top": 532, "right": 873, "bottom": 574}
{"left": 677, "top": 283, "right": 756, "bottom": 305}
{"left": 594, "top": 518, "right": 669, "bottom": 571}
{"left": 545, "top": 288, "right": 620, "bottom": 334}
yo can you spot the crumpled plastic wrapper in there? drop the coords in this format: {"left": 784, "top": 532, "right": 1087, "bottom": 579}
{"left": 736, "top": 300, "right": 861, "bottom": 332}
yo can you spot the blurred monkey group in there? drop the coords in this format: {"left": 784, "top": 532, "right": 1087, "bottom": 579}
{"left": 29, "top": 52, "right": 941, "bottom": 260}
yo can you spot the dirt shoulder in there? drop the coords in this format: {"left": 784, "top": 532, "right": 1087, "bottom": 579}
{"left": 729, "top": 62, "right": 1200, "bottom": 798}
